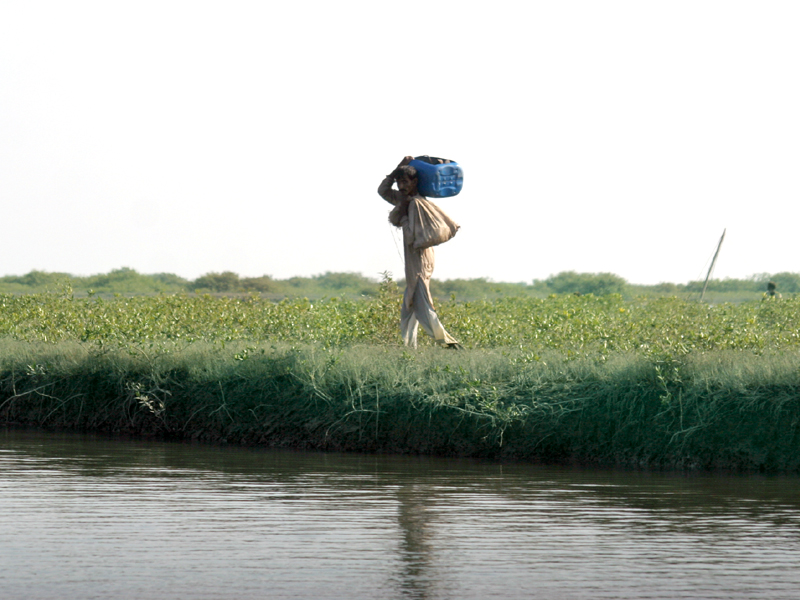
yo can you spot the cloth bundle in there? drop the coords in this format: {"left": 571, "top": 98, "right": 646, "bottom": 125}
{"left": 406, "top": 197, "right": 460, "bottom": 249}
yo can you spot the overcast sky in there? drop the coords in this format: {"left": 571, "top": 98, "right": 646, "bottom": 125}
{"left": 2, "top": 1, "right": 798, "bottom": 285}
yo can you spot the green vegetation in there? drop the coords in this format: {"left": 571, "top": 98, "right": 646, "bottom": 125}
{"left": 1, "top": 267, "right": 796, "bottom": 302}
{"left": 2, "top": 282, "right": 800, "bottom": 472}
{"left": 3, "top": 339, "right": 800, "bottom": 471}
{"left": 0, "top": 268, "right": 380, "bottom": 298}
{"left": 535, "top": 271, "right": 628, "bottom": 296}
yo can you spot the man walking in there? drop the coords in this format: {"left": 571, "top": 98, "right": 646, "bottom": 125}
{"left": 378, "top": 156, "right": 462, "bottom": 349}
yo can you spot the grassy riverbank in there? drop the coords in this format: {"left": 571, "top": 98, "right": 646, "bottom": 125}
{"left": 2, "top": 290, "right": 800, "bottom": 471}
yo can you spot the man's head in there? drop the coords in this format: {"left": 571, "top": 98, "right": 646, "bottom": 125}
{"left": 392, "top": 165, "right": 418, "bottom": 195}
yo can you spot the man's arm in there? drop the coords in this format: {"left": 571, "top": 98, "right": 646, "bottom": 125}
{"left": 378, "top": 174, "right": 401, "bottom": 205}
{"left": 377, "top": 156, "right": 414, "bottom": 205}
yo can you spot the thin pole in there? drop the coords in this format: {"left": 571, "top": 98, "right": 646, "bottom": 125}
{"left": 700, "top": 229, "right": 726, "bottom": 302}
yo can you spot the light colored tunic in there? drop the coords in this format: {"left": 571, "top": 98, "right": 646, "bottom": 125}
{"left": 378, "top": 176, "right": 459, "bottom": 348}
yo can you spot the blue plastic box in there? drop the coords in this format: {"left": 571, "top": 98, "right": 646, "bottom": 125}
{"left": 409, "top": 156, "right": 463, "bottom": 198}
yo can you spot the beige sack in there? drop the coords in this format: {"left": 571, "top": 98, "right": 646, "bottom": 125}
{"left": 408, "top": 198, "right": 460, "bottom": 249}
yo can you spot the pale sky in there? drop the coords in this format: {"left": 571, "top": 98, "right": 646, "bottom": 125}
{"left": 2, "top": 1, "right": 798, "bottom": 285}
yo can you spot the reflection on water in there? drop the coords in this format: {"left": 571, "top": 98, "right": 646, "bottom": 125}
{"left": 2, "top": 427, "right": 800, "bottom": 599}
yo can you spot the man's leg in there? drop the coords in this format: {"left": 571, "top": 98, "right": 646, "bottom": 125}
{"left": 412, "top": 279, "right": 458, "bottom": 345}
{"left": 401, "top": 286, "right": 419, "bottom": 348}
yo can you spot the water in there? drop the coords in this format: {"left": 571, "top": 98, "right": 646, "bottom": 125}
{"left": 2, "top": 427, "right": 800, "bottom": 599}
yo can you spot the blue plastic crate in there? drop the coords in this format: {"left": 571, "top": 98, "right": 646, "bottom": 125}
{"left": 409, "top": 156, "right": 463, "bottom": 198}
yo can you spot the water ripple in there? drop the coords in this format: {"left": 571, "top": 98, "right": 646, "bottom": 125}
{"left": 2, "top": 428, "right": 800, "bottom": 599}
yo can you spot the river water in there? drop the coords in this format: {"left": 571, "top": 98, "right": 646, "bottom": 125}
{"left": 1, "top": 428, "right": 800, "bottom": 600}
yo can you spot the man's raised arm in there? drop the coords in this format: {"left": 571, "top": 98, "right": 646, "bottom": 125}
{"left": 378, "top": 156, "right": 414, "bottom": 205}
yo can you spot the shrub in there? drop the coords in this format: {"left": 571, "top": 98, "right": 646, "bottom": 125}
{"left": 543, "top": 271, "right": 628, "bottom": 296}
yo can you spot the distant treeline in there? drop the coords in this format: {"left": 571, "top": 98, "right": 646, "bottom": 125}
{"left": 0, "top": 267, "right": 796, "bottom": 301}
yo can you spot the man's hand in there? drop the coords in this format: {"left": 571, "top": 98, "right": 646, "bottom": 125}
{"left": 397, "top": 156, "right": 413, "bottom": 167}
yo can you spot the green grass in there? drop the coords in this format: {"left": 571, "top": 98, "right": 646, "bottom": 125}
{"left": 2, "top": 286, "right": 799, "bottom": 354}
{"left": 2, "top": 340, "right": 800, "bottom": 471}
{"left": 2, "top": 289, "right": 800, "bottom": 471}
